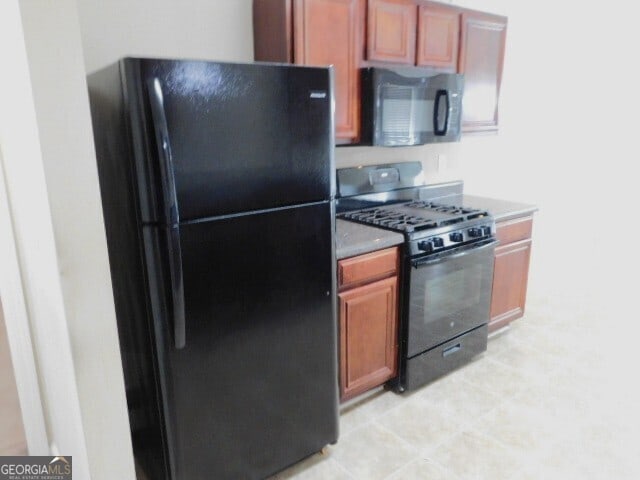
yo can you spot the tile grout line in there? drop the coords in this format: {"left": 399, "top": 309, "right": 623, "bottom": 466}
{"left": 331, "top": 418, "right": 421, "bottom": 480}
{"left": 329, "top": 457, "right": 358, "bottom": 480}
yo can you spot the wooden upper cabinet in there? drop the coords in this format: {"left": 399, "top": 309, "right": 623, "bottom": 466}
{"left": 416, "top": 3, "right": 459, "bottom": 70}
{"left": 253, "top": 1, "right": 510, "bottom": 140}
{"left": 293, "top": 0, "right": 363, "bottom": 142}
{"left": 252, "top": 0, "right": 363, "bottom": 143}
{"left": 367, "top": 1, "right": 461, "bottom": 70}
{"left": 458, "top": 11, "right": 507, "bottom": 132}
{"left": 367, "top": 0, "right": 417, "bottom": 64}
{"left": 253, "top": 0, "right": 294, "bottom": 63}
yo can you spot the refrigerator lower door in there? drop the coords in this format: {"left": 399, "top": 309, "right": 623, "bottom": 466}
{"left": 145, "top": 201, "right": 338, "bottom": 480}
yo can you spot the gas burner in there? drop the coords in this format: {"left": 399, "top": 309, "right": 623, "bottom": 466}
{"left": 404, "top": 201, "right": 485, "bottom": 216}
{"left": 341, "top": 208, "right": 442, "bottom": 233}
{"left": 340, "top": 200, "right": 490, "bottom": 235}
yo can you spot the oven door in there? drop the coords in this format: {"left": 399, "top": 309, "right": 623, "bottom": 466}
{"left": 407, "top": 239, "right": 497, "bottom": 357}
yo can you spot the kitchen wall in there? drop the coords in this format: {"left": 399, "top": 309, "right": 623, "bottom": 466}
{"left": 77, "top": 0, "right": 637, "bottom": 395}
{"left": 1, "top": 0, "right": 135, "bottom": 477}
{"left": 77, "top": 0, "right": 254, "bottom": 73}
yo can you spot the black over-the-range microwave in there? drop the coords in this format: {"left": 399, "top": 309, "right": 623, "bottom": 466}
{"left": 359, "top": 67, "right": 464, "bottom": 147}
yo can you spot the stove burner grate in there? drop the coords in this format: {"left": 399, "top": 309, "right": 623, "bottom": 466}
{"left": 341, "top": 208, "right": 440, "bottom": 233}
{"left": 404, "top": 201, "right": 483, "bottom": 215}
{"left": 340, "top": 201, "right": 490, "bottom": 234}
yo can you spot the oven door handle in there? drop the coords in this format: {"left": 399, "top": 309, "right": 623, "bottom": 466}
{"left": 412, "top": 239, "right": 498, "bottom": 268}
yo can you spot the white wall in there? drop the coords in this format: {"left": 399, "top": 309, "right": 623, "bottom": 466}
{"left": 1, "top": 0, "right": 136, "bottom": 478}
{"left": 0, "top": 147, "right": 48, "bottom": 456}
{"left": 456, "top": 0, "right": 639, "bottom": 305}
{"left": 78, "top": 0, "right": 254, "bottom": 73}
{"left": 0, "top": 0, "right": 91, "bottom": 474}
{"left": 18, "top": 0, "right": 137, "bottom": 477}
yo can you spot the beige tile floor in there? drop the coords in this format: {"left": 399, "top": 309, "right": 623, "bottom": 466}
{"left": 270, "top": 285, "right": 640, "bottom": 480}
{"left": 4, "top": 273, "right": 639, "bottom": 478}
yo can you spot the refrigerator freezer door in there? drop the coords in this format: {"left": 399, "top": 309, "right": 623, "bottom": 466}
{"left": 133, "top": 59, "right": 334, "bottom": 223}
{"left": 144, "top": 201, "right": 338, "bottom": 479}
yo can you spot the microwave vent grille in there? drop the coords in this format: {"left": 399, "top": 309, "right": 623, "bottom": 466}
{"left": 381, "top": 85, "right": 413, "bottom": 135}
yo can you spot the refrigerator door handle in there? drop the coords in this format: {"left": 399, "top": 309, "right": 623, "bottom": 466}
{"left": 147, "top": 77, "right": 186, "bottom": 349}
{"left": 165, "top": 224, "right": 186, "bottom": 349}
{"left": 147, "top": 77, "right": 180, "bottom": 225}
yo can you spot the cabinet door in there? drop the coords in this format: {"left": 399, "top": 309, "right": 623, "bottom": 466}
{"left": 339, "top": 276, "right": 398, "bottom": 401}
{"left": 367, "top": 0, "right": 417, "bottom": 64}
{"left": 458, "top": 11, "right": 507, "bottom": 132}
{"left": 253, "top": 0, "right": 294, "bottom": 63}
{"left": 417, "top": 4, "right": 459, "bottom": 70}
{"left": 293, "top": 0, "right": 363, "bottom": 142}
{"left": 489, "top": 238, "right": 532, "bottom": 333}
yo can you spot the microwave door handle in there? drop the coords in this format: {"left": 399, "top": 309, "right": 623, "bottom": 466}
{"left": 433, "top": 89, "right": 450, "bottom": 136}
{"left": 443, "top": 90, "right": 450, "bottom": 135}
{"left": 147, "top": 77, "right": 186, "bottom": 349}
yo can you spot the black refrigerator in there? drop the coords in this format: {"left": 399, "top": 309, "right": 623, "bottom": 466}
{"left": 88, "top": 58, "right": 339, "bottom": 480}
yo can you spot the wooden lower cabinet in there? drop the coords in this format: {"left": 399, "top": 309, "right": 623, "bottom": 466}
{"left": 339, "top": 275, "right": 398, "bottom": 401}
{"left": 337, "top": 246, "right": 399, "bottom": 401}
{"left": 489, "top": 216, "right": 533, "bottom": 333}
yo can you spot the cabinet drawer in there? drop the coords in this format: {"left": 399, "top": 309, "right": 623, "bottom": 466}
{"left": 496, "top": 215, "right": 533, "bottom": 245}
{"left": 338, "top": 247, "right": 398, "bottom": 289}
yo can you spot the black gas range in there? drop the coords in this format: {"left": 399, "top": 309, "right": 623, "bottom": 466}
{"left": 337, "top": 163, "right": 496, "bottom": 391}
{"left": 340, "top": 200, "right": 494, "bottom": 256}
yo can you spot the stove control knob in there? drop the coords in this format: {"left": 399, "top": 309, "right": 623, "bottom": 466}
{"left": 467, "top": 227, "right": 482, "bottom": 238}
{"left": 418, "top": 240, "right": 434, "bottom": 252}
{"left": 481, "top": 226, "right": 492, "bottom": 236}
{"left": 432, "top": 237, "right": 444, "bottom": 248}
{"left": 449, "top": 232, "right": 464, "bottom": 243}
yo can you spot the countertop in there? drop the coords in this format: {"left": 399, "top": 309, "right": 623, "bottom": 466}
{"left": 451, "top": 194, "right": 538, "bottom": 222}
{"left": 335, "top": 219, "right": 404, "bottom": 260}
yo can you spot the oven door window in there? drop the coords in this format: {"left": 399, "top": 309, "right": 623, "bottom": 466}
{"left": 407, "top": 245, "right": 495, "bottom": 356}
